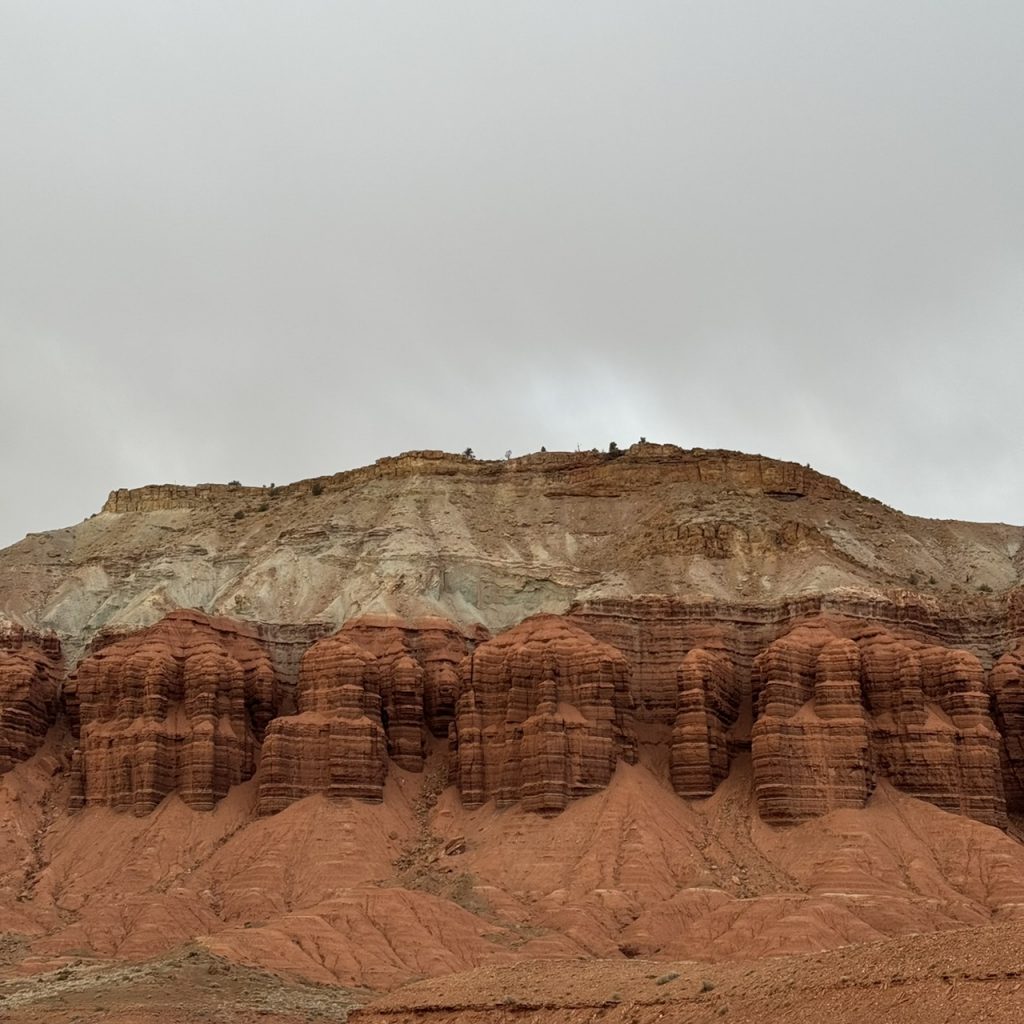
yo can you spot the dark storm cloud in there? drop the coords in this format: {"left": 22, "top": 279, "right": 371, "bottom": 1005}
{"left": 2, "top": 1, "right": 1022, "bottom": 547}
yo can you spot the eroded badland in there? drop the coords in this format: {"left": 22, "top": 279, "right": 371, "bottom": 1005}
{"left": 2, "top": 444, "right": 1023, "bottom": 1022}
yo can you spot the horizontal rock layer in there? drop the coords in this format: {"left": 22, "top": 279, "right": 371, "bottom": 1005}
{"left": 66, "top": 610, "right": 279, "bottom": 814}
{"left": 751, "top": 618, "right": 1006, "bottom": 825}
{"left": 0, "top": 626, "right": 61, "bottom": 773}
{"left": 4, "top": 599, "right": 1023, "bottom": 830}
{"left": 450, "top": 614, "right": 637, "bottom": 813}
{"left": 259, "top": 633, "right": 387, "bottom": 813}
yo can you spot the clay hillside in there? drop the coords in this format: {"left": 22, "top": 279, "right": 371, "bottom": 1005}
{"left": 2, "top": 442, "right": 1024, "bottom": 1023}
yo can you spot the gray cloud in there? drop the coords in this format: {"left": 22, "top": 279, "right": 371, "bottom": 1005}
{"left": 2, "top": 1, "right": 1023, "bottom": 548}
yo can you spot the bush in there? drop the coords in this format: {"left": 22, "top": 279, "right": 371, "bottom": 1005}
{"left": 311, "top": 481, "right": 323, "bottom": 496}
{"left": 978, "top": 583, "right": 993, "bottom": 593}
{"left": 228, "top": 480, "right": 241, "bottom": 488}
{"left": 257, "top": 502, "right": 269, "bottom": 512}
{"left": 463, "top": 447, "right": 475, "bottom": 459}
{"left": 233, "top": 510, "right": 245, "bottom": 520}
{"left": 655, "top": 972, "right": 680, "bottom": 986}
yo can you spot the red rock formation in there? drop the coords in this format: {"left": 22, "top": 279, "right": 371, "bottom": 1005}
{"left": 338, "top": 616, "right": 482, "bottom": 768}
{"left": 751, "top": 623, "right": 872, "bottom": 823}
{"left": 751, "top": 619, "right": 1005, "bottom": 826}
{"left": 0, "top": 629, "right": 60, "bottom": 773}
{"left": 258, "top": 633, "right": 386, "bottom": 814}
{"left": 670, "top": 647, "right": 741, "bottom": 798}
{"left": 992, "top": 641, "right": 1024, "bottom": 811}
{"left": 66, "top": 610, "right": 279, "bottom": 815}
{"left": 451, "top": 615, "right": 637, "bottom": 813}
{"left": 859, "top": 629, "right": 1003, "bottom": 825}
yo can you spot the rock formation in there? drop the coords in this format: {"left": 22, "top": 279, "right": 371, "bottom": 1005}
{"left": 258, "top": 632, "right": 387, "bottom": 813}
{"left": 670, "top": 647, "right": 741, "bottom": 798}
{"left": 751, "top": 618, "right": 1005, "bottom": 826}
{"left": 451, "top": 615, "right": 637, "bottom": 812}
{"left": 0, "top": 627, "right": 60, "bottom": 773}
{"left": 751, "top": 622, "right": 872, "bottom": 822}
{"left": 992, "top": 640, "right": 1024, "bottom": 812}
{"left": 338, "top": 616, "right": 480, "bottom": 769}
{"left": 66, "top": 610, "right": 279, "bottom": 814}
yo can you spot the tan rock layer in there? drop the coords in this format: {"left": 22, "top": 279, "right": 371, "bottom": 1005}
{"left": 102, "top": 445, "right": 850, "bottom": 512}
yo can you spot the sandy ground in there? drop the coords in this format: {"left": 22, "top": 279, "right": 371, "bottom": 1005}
{"left": 354, "top": 922, "right": 1024, "bottom": 1024}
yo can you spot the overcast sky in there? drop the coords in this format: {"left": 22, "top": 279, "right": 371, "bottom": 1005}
{"left": 2, "top": 1, "right": 1022, "bottom": 548}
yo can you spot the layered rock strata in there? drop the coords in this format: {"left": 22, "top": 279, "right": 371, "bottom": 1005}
{"left": 751, "top": 622, "right": 872, "bottom": 823}
{"left": 0, "top": 628, "right": 61, "bottom": 773}
{"left": 987, "top": 640, "right": 1024, "bottom": 813}
{"left": 670, "top": 647, "right": 742, "bottom": 798}
{"left": 451, "top": 615, "right": 637, "bottom": 813}
{"left": 751, "top": 618, "right": 1005, "bottom": 826}
{"left": 338, "top": 616, "right": 482, "bottom": 768}
{"left": 66, "top": 610, "right": 279, "bottom": 814}
{"left": 258, "top": 632, "right": 386, "bottom": 813}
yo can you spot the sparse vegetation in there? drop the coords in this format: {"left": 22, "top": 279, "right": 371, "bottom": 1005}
{"left": 700, "top": 978, "right": 716, "bottom": 992}
{"left": 233, "top": 510, "right": 244, "bottom": 520}
{"left": 979, "top": 583, "right": 993, "bottom": 593}
{"left": 311, "top": 481, "right": 323, "bottom": 496}
{"left": 655, "top": 972, "right": 680, "bottom": 985}
{"left": 227, "top": 480, "right": 241, "bottom": 488}
{"left": 257, "top": 502, "right": 269, "bottom": 512}
{"left": 463, "top": 447, "right": 475, "bottom": 459}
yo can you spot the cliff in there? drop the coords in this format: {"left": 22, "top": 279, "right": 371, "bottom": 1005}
{"left": 2, "top": 443, "right": 1024, "bottom": 1002}
{"left": 2, "top": 444, "right": 1019, "bottom": 660}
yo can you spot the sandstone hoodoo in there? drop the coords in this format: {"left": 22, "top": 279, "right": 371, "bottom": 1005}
{"left": 0, "top": 627, "right": 60, "bottom": 775}
{"left": 65, "top": 609, "right": 279, "bottom": 814}
{"left": 670, "top": 646, "right": 741, "bottom": 798}
{"left": 3, "top": 445, "right": 1024, "bottom": 1021}
{"left": 993, "top": 640, "right": 1024, "bottom": 811}
{"left": 451, "top": 614, "right": 637, "bottom": 812}
{"left": 258, "top": 632, "right": 388, "bottom": 812}
{"left": 338, "top": 615, "right": 481, "bottom": 765}
{"left": 751, "top": 617, "right": 1006, "bottom": 826}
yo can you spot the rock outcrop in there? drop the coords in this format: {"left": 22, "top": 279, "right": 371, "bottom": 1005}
{"left": 670, "top": 647, "right": 741, "bottom": 798}
{"left": 451, "top": 615, "right": 637, "bottom": 812}
{"left": 751, "top": 621, "right": 873, "bottom": 822}
{"left": 751, "top": 618, "right": 1005, "bottom": 826}
{"left": 338, "top": 616, "right": 481, "bottom": 768}
{"left": 66, "top": 610, "right": 279, "bottom": 814}
{"left": 258, "top": 632, "right": 387, "bottom": 813}
{"left": 992, "top": 640, "right": 1024, "bottom": 812}
{"left": 0, "top": 628, "right": 60, "bottom": 773}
